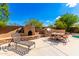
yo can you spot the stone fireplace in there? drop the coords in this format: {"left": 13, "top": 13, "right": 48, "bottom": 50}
{"left": 24, "top": 25, "right": 35, "bottom": 36}
{"left": 28, "top": 30, "right": 32, "bottom": 36}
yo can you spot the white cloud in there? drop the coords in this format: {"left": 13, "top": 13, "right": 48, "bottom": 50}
{"left": 56, "top": 16, "right": 61, "bottom": 20}
{"left": 46, "top": 20, "right": 51, "bottom": 23}
{"left": 66, "top": 3, "right": 77, "bottom": 7}
{"left": 44, "top": 20, "right": 52, "bottom": 26}
{"left": 46, "top": 20, "right": 52, "bottom": 24}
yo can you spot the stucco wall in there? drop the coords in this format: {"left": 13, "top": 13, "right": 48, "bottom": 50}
{"left": 0, "top": 26, "right": 20, "bottom": 34}
{"left": 24, "top": 25, "right": 35, "bottom": 35}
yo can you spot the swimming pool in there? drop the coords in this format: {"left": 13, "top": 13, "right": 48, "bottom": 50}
{"left": 73, "top": 36, "right": 79, "bottom": 38}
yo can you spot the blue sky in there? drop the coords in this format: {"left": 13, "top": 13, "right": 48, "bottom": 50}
{"left": 8, "top": 3, "right": 79, "bottom": 26}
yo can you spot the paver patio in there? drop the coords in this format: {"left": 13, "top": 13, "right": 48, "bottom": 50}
{"left": 0, "top": 36, "right": 79, "bottom": 56}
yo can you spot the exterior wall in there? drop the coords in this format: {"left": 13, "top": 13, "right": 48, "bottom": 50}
{"left": 52, "top": 29, "right": 65, "bottom": 33}
{"left": 24, "top": 25, "right": 35, "bottom": 36}
{"left": 0, "top": 26, "right": 20, "bottom": 34}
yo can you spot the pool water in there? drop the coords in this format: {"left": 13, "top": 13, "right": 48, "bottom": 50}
{"left": 73, "top": 36, "right": 79, "bottom": 38}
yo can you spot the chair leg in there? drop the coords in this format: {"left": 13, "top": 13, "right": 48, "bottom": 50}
{"left": 8, "top": 43, "right": 11, "bottom": 47}
{"left": 15, "top": 43, "right": 17, "bottom": 50}
{"left": 0, "top": 47, "right": 1, "bottom": 50}
{"left": 28, "top": 46, "right": 30, "bottom": 50}
{"left": 34, "top": 43, "right": 35, "bottom": 48}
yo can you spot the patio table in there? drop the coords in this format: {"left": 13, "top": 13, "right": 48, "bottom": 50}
{"left": 51, "top": 33, "right": 65, "bottom": 36}
{"left": 51, "top": 33, "right": 67, "bottom": 43}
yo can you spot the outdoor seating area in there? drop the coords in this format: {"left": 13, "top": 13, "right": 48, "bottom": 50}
{"left": 0, "top": 25, "right": 71, "bottom": 56}
{"left": 49, "top": 29, "right": 68, "bottom": 44}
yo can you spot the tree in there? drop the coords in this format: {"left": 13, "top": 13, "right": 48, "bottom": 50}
{"left": 73, "top": 23, "right": 79, "bottom": 28}
{"left": 55, "top": 20, "right": 67, "bottom": 29}
{"left": 25, "top": 18, "right": 44, "bottom": 29}
{"left": 0, "top": 3, "right": 9, "bottom": 27}
{"left": 55, "top": 14, "right": 79, "bottom": 31}
{"left": 48, "top": 24, "right": 54, "bottom": 28}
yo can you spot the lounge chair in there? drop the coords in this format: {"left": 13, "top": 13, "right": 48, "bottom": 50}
{"left": 8, "top": 33, "right": 35, "bottom": 50}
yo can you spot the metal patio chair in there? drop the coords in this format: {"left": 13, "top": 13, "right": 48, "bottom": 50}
{"left": 8, "top": 33, "right": 35, "bottom": 50}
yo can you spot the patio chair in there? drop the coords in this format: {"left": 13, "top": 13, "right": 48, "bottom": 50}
{"left": 8, "top": 33, "right": 35, "bottom": 50}
{"left": 50, "top": 34, "right": 68, "bottom": 43}
{"left": 56, "top": 35, "right": 68, "bottom": 44}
